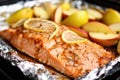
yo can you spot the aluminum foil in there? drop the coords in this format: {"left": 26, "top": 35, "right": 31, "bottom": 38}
{"left": 0, "top": 38, "right": 55, "bottom": 80}
{"left": 0, "top": 0, "right": 120, "bottom": 80}
{"left": 0, "top": 38, "right": 69, "bottom": 80}
{"left": 0, "top": 0, "right": 60, "bottom": 31}
{"left": 0, "top": 1, "right": 69, "bottom": 80}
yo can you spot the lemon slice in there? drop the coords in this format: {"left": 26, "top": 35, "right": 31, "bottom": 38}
{"left": 62, "top": 30, "right": 87, "bottom": 44}
{"left": 7, "top": 8, "right": 33, "bottom": 24}
{"left": 12, "top": 18, "right": 28, "bottom": 28}
{"left": 24, "top": 18, "right": 59, "bottom": 40}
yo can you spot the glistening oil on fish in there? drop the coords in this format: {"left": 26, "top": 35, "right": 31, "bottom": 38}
{"left": 0, "top": 18, "right": 115, "bottom": 78}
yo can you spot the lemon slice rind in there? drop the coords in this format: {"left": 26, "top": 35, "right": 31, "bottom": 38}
{"left": 62, "top": 30, "right": 87, "bottom": 44}
{"left": 24, "top": 18, "right": 59, "bottom": 40}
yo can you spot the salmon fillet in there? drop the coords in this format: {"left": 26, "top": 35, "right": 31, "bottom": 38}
{"left": 0, "top": 21, "right": 115, "bottom": 78}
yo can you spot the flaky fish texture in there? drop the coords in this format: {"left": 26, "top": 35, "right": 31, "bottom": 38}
{"left": 0, "top": 21, "right": 115, "bottom": 78}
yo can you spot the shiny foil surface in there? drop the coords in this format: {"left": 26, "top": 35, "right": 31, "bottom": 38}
{"left": 0, "top": 0, "right": 120, "bottom": 80}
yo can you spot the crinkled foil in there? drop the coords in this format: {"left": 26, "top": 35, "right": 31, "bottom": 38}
{"left": 0, "top": 0, "right": 60, "bottom": 30}
{"left": 0, "top": 0, "right": 120, "bottom": 80}
{"left": 0, "top": 38, "right": 54, "bottom": 80}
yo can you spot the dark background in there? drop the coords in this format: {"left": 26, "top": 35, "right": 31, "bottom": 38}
{"left": 84, "top": 0, "right": 120, "bottom": 12}
{"left": 0, "top": 0, "right": 120, "bottom": 11}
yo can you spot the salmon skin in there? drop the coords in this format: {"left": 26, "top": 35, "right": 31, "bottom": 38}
{"left": 0, "top": 20, "right": 115, "bottom": 78}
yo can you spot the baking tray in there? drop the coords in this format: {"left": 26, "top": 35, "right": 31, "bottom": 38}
{"left": 0, "top": 57, "right": 29, "bottom": 80}
{"left": 0, "top": 0, "right": 120, "bottom": 80}
{"left": 83, "top": 0, "right": 120, "bottom": 12}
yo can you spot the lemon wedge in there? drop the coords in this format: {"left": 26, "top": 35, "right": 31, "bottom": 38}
{"left": 103, "top": 8, "right": 120, "bottom": 25}
{"left": 7, "top": 8, "right": 33, "bottom": 24}
{"left": 24, "top": 18, "right": 59, "bottom": 40}
{"left": 62, "top": 30, "right": 87, "bottom": 44}
{"left": 61, "top": 2, "right": 71, "bottom": 10}
{"left": 62, "top": 10, "right": 88, "bottom": 27}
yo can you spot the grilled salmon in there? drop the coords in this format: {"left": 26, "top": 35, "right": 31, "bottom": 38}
{"left": 0, "top": 19, "right": 115, "bottom": 78}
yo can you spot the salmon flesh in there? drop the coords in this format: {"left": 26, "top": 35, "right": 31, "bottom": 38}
{"left": 0, "top": 21, "right": 115, "bottom": 78}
